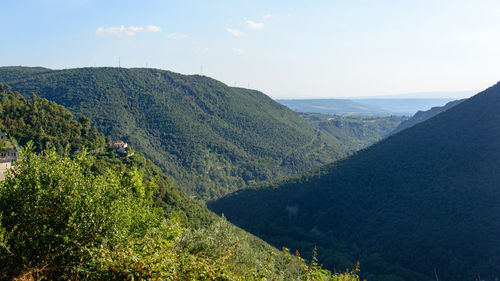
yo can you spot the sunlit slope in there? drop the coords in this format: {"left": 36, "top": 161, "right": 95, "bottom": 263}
{"left": 0, "top": 66, "right": 344, "bottom": 200}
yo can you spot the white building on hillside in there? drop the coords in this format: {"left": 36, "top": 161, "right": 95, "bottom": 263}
{"left": 0, "top": 132, "right": 18, "bottom": 181}
{"left": 113, "top": 141, "right": 128, "bottom": 153}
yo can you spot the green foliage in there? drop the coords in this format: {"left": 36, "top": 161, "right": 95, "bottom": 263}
{"left": 210, "top": 84, "right": 500, "bottom": 281}
{"left": 0, "top": 84, "right": 215, "bottom": 228}
{"left": 0, "top": 144, "right": 169, "bottom": 279}
{"left": 0, "top": 136, "right": 15, "bottom": 152}
{"left": 0, "top": 67, "right": 348, "bottom": 200}
{"left": 92, "top": 149, "right": 218, "bottom": 229}
{"left": 300, "top": 113, "right": 405, "bottom": 153}
{"left": 0, "top": 84, "right": 105, "bottom": 154}
{"left": 0, "top": 146, "right": 359, "bottom": 280}
{"left": 0, "top": 86, "right": 360, "bottom": 280}
{"left": 0, "top": 214, "right": 6, "bottom": 250}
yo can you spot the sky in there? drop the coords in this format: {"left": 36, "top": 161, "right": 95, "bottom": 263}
{"left": 2, "top": 0, "right": 500, "bottom": 99}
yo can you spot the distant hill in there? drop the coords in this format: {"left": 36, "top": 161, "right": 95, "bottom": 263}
{"left": 0, "top": 67, "right": 349, "bottom": 200}
{"left": 353, "top": 90, "right": 475, "bottom": 99}
{"left": 353, "top": 98, "right": 454, "bottom": 115}
{"left": 391, "top": 99, "right": 464, "bottom": 134}
{"left": 277, "top": 98, "right": 454, "bottom": 116}
{"left": 276, "top": 98, "right": 391, "bottom": 116}
{"left": 210, "top": 83, "right": 500, "bottom": 281}
{"left": 300, "top": 113, "right": 406, "bottom": 153}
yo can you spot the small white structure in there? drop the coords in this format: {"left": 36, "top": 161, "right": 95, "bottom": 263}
{"left": 0, "top": 133, "right": 17, "bottom": 181}
{"left": 113, "top": 141, "right": 128, "bottom": 153}
{"left": 0, "top": 161, "right": 12, "bottom": 181}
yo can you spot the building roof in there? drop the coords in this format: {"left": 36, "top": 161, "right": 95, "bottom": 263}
{"left": 113, "top": 141, "right": 127, "bottom": 146}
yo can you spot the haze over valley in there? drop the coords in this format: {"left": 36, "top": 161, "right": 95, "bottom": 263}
{"left": 1, "top": 1, "right": 500, "bottom": 280}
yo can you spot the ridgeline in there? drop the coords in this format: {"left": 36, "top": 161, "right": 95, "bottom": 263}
{"left": 0, "top": 85, "right": 358, "bottom": 280}
{"left": 0, "top": 67, "right": 347, "bottom": 200}
{"left": 210, "top": 82, "right": 500, "bottom": 281}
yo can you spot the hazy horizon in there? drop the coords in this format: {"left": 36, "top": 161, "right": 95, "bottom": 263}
{"left": 0, "top": 65, "right": 479, "bottom": 100}
{"left": 275, "top": 90, "right": 477, "bottom": 100}
{"left": 3, "top": 0, "right": 500, "bottom": 98}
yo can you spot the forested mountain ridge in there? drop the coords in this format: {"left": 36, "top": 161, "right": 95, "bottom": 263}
{"left": 0, "top": 85, "right": 359, "bottom": 280}
{"left": 391, "top": 99, "right": 464, "bottom": 134}
{"left": 0, "top": 84, "right": 213, "bottom": 227}
{"left": 210, "top": 82, "right": 500, "bottom": 281}
{"left": 0, "top": 66, "right": 347, "bottom": 200}
{"left": 0, "top": 84, "right": 105, "bottom": 154}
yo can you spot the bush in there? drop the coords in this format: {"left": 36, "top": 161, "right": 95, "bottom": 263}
{"left": 0, "top": 144, "right": 360, "bottom": 280}
{"left": 0, "top": 143, "right": 175, "bottom": 279}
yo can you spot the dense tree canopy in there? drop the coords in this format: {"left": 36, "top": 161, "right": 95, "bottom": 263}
{"left": 0, "top": 84, "right": 104, "bottom": 153}
{"left": 0, "top": 145, "right": 360, "bottom": 280}
{"left": 210, "top": 83, "right": 500, "bottom": 281}
{"left": 0, "top": 67, "right": 398, "bottom": 200}
{"left": 300, "top": 113, "right": 404, "bottom": 153}
{"left": 0, "top": 85, "right": 360, "bottom": 280}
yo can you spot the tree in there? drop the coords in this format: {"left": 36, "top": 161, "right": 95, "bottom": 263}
{"left": 0, "top": 143, "right": 171, "bottom": 279}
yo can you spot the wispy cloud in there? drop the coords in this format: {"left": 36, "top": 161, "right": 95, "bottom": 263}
{"left": 245, "top": 20, "right": 264, "bottom": 30}
{"left": 95, "top": 25, "right": 162, "bottom": 36}
{"left": 146, "top": 25, "right": 162, "bottom": 32}
{"left": 264, "top": 14, "right": 273, "bottom": 19}
{"left": 226, "top": 27, "right": 245, "bottom": 37}
{"left": 168, "top": 32, "right": 188, "bottom": 39}
{"left": 232, "top": 48, "right": 245, "bottom": 54}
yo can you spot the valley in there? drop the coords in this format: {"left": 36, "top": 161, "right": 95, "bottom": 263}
{"left": 1, "top": 67, "right": 481, "bottom": 281}
{"left": 0, "top": 85, "right": 355, "bottom": 280}
{"left": 2, "top": 1, "right": 498, "bottom": 280}
{"left": 0, "top": 66, "right": 406, "bottom": 201}
{"left": 1, "top": 66, "right": 477, "bottom": 281}
{"left": 210, "top": 83, "right": 500, "bottom": 281}
{"left": 276, "top": 98, "right": 457, "bottom": 117}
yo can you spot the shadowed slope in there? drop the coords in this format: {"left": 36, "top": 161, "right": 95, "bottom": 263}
{"left": 210, "top": 82, "right": 500, "bottom": 281}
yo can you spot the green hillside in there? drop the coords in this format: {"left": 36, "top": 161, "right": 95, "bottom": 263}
{"left": 0, "top": 85, "right": 359, "bottom": 280}
{"left": 391, "top": 99, "right": 464, "bottom": 135}
{"left": 210, "top": 83, "right": 500, "bottom": 281}
{"left": 0, "top": 67, "right": 346, "bottom": 200}
{"left": 300, "top": 113, "right": 405, "bottom": 153}
{"left": 0, "top": 84, "right": 213, "bottom": 227}
{"left": 0, "top": 84, "right": 105, "bottom": 154}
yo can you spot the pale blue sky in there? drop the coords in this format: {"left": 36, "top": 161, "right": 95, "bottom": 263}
{"left": 2, "top": 0, "right": 500, "bottom": 98}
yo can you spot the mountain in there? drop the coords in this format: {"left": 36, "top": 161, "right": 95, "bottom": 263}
{"left": 352, "top": 90, "right": 475, "bottom": 99}
{"left": 0, "top": 67, "right": 346, "bottom": 200}
{"left": 300, "top": 113, "right": 406, "bottom": 153}
{"left": 0, "top": 85, "right": 359, "bottom": 280}
{"left": 276, "top": 98, "right": 391, "bottom": 116}
{"left": 353, "top": 98, "right": 455, "bottom": 115}
{"left": 0, "top": 84, "right": 212, "bottom": 227}
{"left": 391, "top": 99, "right": 464, "bottom": 134}
{"left": 277, "top": 98, "right": 454, "bottom": 117}
{"left": 210, "top": 82, "right": 500, "bottom": 281}
{"left": 0, "top": 84, "right": 105, "bottom": 154}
